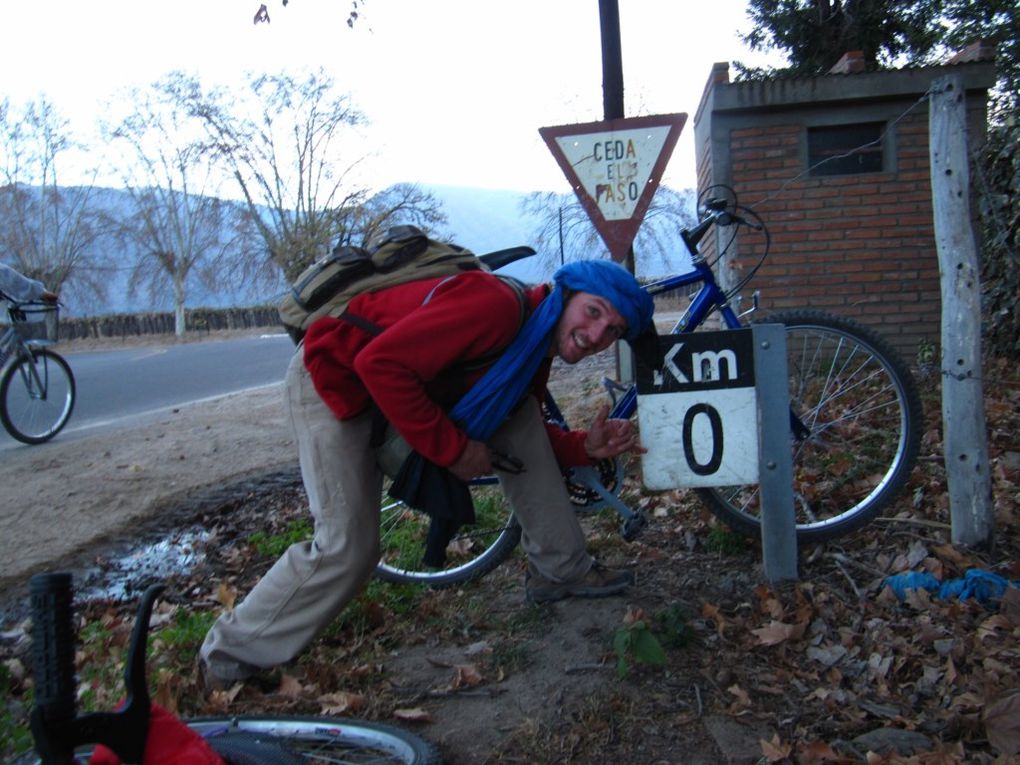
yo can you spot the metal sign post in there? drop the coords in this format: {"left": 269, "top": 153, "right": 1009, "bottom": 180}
{"left": 636, "top": 326, "right": 798, "bottom": 583}
{"left": 751, "top": 324, "right": 797, "bottom": 582}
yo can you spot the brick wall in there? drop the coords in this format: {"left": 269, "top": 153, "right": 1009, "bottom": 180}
{"left": 693, "top": 57, "right": 996, "bottom": 364}
{"left": 720, "top": 111, "right": 938, "bottom": 360}
{"left": 730, "top": 110, "right": 934, "bottom": 359}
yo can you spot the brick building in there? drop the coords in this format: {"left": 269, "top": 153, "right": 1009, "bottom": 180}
{"left": 691, "top": 47, "right": 997, "bottom": 360}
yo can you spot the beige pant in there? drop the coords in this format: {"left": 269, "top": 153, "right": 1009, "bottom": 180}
{"left": 200, "top": 351, "right": 592, "bottom": 670}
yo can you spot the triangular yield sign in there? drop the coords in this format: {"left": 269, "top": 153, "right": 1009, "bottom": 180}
{"left": 539, "top": 113, "right": 687, "bottom": 262}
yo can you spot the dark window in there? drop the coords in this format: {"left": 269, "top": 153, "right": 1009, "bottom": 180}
{"left": 807, "top": 122, "right": 884, "bottom": 176}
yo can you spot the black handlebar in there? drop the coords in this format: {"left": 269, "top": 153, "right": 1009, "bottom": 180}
{"left": 29, "top": 574, "right": 78, "bottom": 763}
{"left": 681, "top": 200, "right": 765, "bottom": 259}
{"left": 28, "top": 573, "right": 163, "bottom": 765}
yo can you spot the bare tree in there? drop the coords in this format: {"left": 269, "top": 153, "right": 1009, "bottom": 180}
{"left": 521, "top": 186, "right": 697, "bottom": 278}
{"left": 177, "top": 68, "right": 446, "bottom": 282}
{"left": 103, "top": 77, "right": 256, "bottom": 335}
{"left": 338, "top": 183, "right": 450, "bottom": 249}
{"left": 180, "top": 68, "right": 353, "bottom": 280}
{"left": 0, "top": 96, "right": 109, "bottom": 305}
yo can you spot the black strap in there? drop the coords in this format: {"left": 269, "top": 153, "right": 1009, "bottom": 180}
{"left": 337, "top": 308, "right": 384, "bottom": 337}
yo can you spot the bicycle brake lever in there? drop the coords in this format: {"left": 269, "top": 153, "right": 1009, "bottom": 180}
{"left": 73, "top": 584, "right": 164, "bottom": 763}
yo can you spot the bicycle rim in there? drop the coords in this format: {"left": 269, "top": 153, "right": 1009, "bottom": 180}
{"left": 375, "top": 477, "right": 521, "bottom": 587}
{"left": 9, "top": 716, "right": 441, "bottom": 765}
{"left": 190, "top": 716, "right": 441, "bottom": 765}
{"left": 0, "top": 348, "right": 75, "bottom": 444}
{"left": 697, "top": 310, "right": 921, "bottom": 543}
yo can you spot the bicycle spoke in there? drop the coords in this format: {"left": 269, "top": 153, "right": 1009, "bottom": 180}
{"left": 1, "top": 349, "right": 75, "bottom": 444}
{"left": 376, "top": 479, "right": 521, "bottom": 587}
{"left": 697, "top": 310, "right": 921, "bottom": 543}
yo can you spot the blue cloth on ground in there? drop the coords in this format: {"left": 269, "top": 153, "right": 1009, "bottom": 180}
{"left": 449, "top": 260, "right": 654, "bottom": 441}
{"left": 882, "top": 571, "right": 942, "bottom": 600}
{"left": 882, "top": 568, "right": 1018, "bottom": 606}
{"left": 937, "top": 569, "right": 1012, "bottom": 602}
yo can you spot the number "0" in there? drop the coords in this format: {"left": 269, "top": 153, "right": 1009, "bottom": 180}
{"left": 681, "top": 403, "right": 724, "bottom": 476}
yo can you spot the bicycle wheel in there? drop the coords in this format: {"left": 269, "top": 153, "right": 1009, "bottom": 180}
{"left": 696, "top": 309, "right": 922, "bottom": 543}
{"left": 375, "top": 476, "right": 522, "bottom": 588}
{"left": 191, "top": 716, "right": 441, "bottom": 765}
{"left": 0, "top": 347, "right": 75, "bottom": 444}
{"left": 9, "top": 716, "right": 441, "bottom": 765}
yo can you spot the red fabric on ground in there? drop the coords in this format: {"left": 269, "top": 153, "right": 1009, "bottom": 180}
{"left": 88, "top": 704, "right": 224, "bottom": 765}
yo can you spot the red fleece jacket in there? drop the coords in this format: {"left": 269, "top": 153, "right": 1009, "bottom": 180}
{"left": 302, "top": 270, "right": 590, "bottom": 468}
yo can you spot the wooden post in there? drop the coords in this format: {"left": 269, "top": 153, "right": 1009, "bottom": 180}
{"left": 928, "top": 75, "right": 994, "bottom": 548}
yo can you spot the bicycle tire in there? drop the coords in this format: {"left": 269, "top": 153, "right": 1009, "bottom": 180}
{"left": 0, "top": 347, "right": 75, "bottom": 444}
{"left": 193, "top": 717, "right": 441, "bottom": 765}
{"left": 204, "top": 731, "right": 305, "bottom": 765}
{"left": 8, "top": 716, "right": 441, "bottom": 765}
{"left": 375, "top": 477, "right": 522, "bottom": 588}
{"left": 696, "top": 309, "right": 922, "bottom": 543}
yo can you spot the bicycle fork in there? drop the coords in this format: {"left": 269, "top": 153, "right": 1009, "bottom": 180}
{"left": 20, "top": 350, "right": 50, "bottom": 400}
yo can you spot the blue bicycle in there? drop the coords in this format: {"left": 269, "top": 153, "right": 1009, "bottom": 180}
{"left": 376, "top": 187, "right": 923, "bottom": 587}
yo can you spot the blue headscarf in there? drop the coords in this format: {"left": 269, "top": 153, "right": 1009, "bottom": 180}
{"left": 449, "top": 260, "right": 654, "bottom": 440}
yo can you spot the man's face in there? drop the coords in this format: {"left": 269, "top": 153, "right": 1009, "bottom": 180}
{"left": 552, "top": 291, "right": 627, "bottom": 364}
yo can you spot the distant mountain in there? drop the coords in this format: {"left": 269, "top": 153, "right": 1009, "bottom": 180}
{"left": 424, "top": 183, "right": 697, "bottom": 284}
{"left": 49, "top": 183, "right": 694, "bottom": 317}
{"left": 424, "top": 185, "right": 549, "bottom": 283}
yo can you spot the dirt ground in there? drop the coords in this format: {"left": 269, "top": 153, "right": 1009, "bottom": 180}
{"left": 0, "top": 331, "right": 298, "bottom": 599}
{"left": 2, "top": 331, "right": 1019, "bottom": 764}
{"left": 0, "top": 331, "right": 758, "bottom": 762}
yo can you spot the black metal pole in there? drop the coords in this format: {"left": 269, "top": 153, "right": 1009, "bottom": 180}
{"left": 599, "top": 0, "right": 625, "bottom": 120}
{"left": 598, "top": 0, "right": 635, "bottom": 380}
{"left": 558, "top": 206, "right": 565, "bottom": 267}
{"left": 598, "top": 0, "right": 632, "bottom": 275}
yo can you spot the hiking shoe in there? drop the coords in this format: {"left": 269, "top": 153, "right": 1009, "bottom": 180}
{"left": 198, "top": 656, "right": 257, "bottom": 692}
{"left": 525, "top": 562, "right": 634, "bottom": 604}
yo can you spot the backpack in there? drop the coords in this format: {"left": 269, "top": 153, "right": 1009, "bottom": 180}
{"left": 279, "top": 225, "right": 491, "bottom": 344}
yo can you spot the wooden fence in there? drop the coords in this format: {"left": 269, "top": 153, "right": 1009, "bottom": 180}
{"left": 54, "top": 306, "right": 281, "bottom": 342}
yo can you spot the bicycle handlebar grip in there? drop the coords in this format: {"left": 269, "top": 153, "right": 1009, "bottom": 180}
{"left": 30, "top": 573, "right": 77, "bottom": 724}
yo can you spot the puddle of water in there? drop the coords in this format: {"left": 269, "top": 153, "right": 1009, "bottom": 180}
{"left": 75, "top": 528, "right": 210, "bottom": 603}
{"left": 1, "top": 528, "right": 215, "bottom": 631}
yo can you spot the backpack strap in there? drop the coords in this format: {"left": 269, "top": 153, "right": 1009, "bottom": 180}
{"left": 340, "top": 272, "right": 529, "bottom": 341}
{"left": 336, "top": 309, "right": 384, "bottom": 337}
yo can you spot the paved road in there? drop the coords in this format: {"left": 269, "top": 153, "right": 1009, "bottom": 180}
{"left": 1, "top": 332, "right": 295, "bottom": 449}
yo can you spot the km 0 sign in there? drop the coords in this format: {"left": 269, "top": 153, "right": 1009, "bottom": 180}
{"left": 637, "top": 329, "right": 758, "bottom": 489}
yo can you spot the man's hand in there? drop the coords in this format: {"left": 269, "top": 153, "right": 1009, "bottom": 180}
{"left": 449, "top": 439, "right": 493, "bottom": 482}
{"left": 584, "top": 403, "right": 646, "bottom": 461}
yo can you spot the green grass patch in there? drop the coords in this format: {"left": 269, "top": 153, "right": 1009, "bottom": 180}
{"left": 0, "top": 663, "right": 34, "bottom": 760}
{"left": 248, "top": 518, "right": 313, "bottom": 557}
{"left": 704, "top": 525, "right": 747, "bottom": 555}
{"left": 325, "top": 579, "right": 423, "bottom": 640}
{"left": 151, "top": 609, "right": 218, "bottom": 671}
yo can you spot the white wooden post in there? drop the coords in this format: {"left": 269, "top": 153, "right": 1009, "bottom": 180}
{"left": 928, "top": 75, "right": 994, "bottom": 547}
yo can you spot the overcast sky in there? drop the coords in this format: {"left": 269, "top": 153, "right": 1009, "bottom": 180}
{"left": 3, "top": 1, "right": 783, "bottom": 194}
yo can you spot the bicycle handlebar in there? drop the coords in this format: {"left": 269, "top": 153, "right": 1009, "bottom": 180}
{"left": 29, "top": 575, "right": 76, "bottom": 713}
{"left": 682, "top": 199, "right": 765, "bottom": 259}
{"left": 29, "top": 574, "right": 78, "bottom": 763}
{"left": 28, "top": 572, "right": 162, "bottom": 764}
